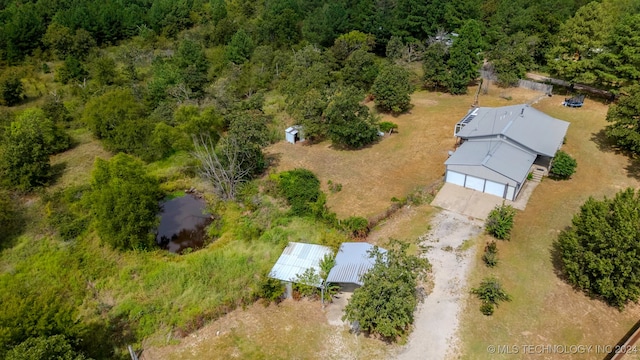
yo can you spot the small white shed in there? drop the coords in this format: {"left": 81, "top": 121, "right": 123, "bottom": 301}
{"left": 285, "top": 125, "right": 304, "bottom": 144}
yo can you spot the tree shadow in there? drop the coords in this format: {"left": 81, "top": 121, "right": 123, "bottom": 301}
{"left": 0, "top": 199, "right": 27, "bottom": 251}
{"left": 591, "top": 129, "right": 620, "bottom": 154}
{"left": 80, "top": 314, "right": 138, "bottom": 360}
{"left": 591, "top": 129, "right": 640, "bottom": 180}
{"left": 49, "top": 161, "right": 68, "bottom": 186}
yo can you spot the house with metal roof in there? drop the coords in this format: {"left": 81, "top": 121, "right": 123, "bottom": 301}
{"left": 446, "top": 104, "right": 570, "bottom": 200}
{"left": 269, "top": 242, "right": 333, "bottom": 297}
{"left": 326, "top": 243, "right": 386, "bottom": 290}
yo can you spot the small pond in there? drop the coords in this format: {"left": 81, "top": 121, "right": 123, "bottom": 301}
{"left": 156, "top": 194, "right": 212, "bottom": 254}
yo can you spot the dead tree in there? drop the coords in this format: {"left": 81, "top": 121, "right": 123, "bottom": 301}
{"left": 191, "top": 134, "right": 253, "bottom": 201}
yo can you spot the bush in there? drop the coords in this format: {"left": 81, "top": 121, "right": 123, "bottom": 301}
{"left": 550, "top": 150, "right": 577, "bottom": 179}
{"left": 558, "top": 188, "right": 640, "bottom": 309}
{"left": 485, "top": 203, "right": 516, "bottom": 240}
{"left": 43, "top": 186, "right": 91, "bottom": 241}
{"left": 482, "top": 241, "right": 499, "bottom": 267}
{"left": 341, "top": 216, "right": 369, "bottom": 238}
{"left": 379, "top": 121, "right": 398, "bottom": 134}
{"left": 6, "top": 335, "right": 87, "bottom": 360}
{"left": 471, "top": 277, "right": 511, "bottom": 315}
{"left": 254, "top": 276, "right": 284, "bottom": 305}
{"left": 274, "top": 169, "right": 322, "bottom": 216}
{"left": 0, "top": 74, "right": 24, "bottom": 106}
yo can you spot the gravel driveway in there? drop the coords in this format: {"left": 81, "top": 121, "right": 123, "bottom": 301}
{"left": 396, "top": 210, "right": 483, "bottom": 360}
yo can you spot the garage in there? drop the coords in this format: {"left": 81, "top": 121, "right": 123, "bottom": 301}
{"left": 484, "top": 180, "right": 506, "bottom": 198}
{"left": 444, "top": 140, "right": 535, "bottom": 201}
{"left": 445, "top": 171, "right": 465, "bottom": 186}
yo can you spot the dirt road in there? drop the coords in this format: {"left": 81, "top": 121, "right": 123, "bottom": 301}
{"left": 396, "top": 210, "right": 483, "bottom": 360}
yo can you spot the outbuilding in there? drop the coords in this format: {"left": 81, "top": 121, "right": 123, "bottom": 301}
{"left": 269, "top": 242, "right": 333, "bottom": 298}
{"left": 285, "top": 125, "right": 304, "bottom": 144}
{"left": 326, "top": 242, "right": 386, "bottom": 291}
{"left": 446, "top": 104, "right": 569, "bottom": 200}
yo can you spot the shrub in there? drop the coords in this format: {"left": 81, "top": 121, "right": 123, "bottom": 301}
{"left": 274, "top": 169, "right": 322, "bottom": 216}
{"left": 341, "top": 216, "right": 369, "bottom": 238}
{"left": 558, "top": 188, "right": 640, "bottom": 309}
{"left": 379, "top": 121, "right": 398, "bottom": 134}
{"left": 0, "top": 74, "right": 24, "bottom": 106}
{"left": 482, "top": 241, "right": 499, "bottom": 267}
{"left": 254, "top": 276, "right": 284, "bottom": 305}
{"left": 293, "top": 267, "right": 321, "bottom": 298}
{"left": 485, "top": 203, "right": 516, "bottom": 240}
{"left": 550, "top": 150, "right": 577, "bottom": 179}
{"left": 471, "top": 277, "right": 511, "bottom": 315}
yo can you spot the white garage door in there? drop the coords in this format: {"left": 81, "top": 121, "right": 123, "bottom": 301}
{"left": 446, "top": 171, "right": 466, "bottom": 186}
{"left": 484, "top": 180, "right": 506, "bottom": 198}
{"left": 465, "top": 175, "right": 485, "bottom": 192}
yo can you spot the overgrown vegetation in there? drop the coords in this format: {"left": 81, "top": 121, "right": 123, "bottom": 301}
{"left": 343, "top": 241, "right": 430, "bottom": 340}
{"left": 550, "top": 150, "right": 577, "bottom": 180}
{"left": 471, "top": 277, "right": 512, "bottom": 315}
{"left": 557, "top": 188, "right": 640, "bottom": 309}
{"left": 485, "top": 203, "right": 517, "bottom": 240}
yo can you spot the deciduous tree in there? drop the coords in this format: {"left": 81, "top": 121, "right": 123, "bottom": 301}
{"left": 343, "top": 241, "right": 430, "bottom": 340}
{"left": 89, "top": 154, "right": 161, "bottom": 250}
{"left": 371, "top": 64, "right": 414, "bottom": 114}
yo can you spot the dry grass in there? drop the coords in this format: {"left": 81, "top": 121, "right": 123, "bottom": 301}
{"left": 461, "top": 95, "right": 640, "bottom": 359}
{"left": 49, "top": 129, "right": 112, "bottom": 191}
{"left": 141, "top": 299, "right": 389, "bottom": 360}
{"left": 266, "top": 86, "right": 541, "bottom": 218}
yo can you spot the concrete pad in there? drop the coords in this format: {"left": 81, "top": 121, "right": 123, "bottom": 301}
{"left": 432, "top": 182, "right": 538, "bottom": 220}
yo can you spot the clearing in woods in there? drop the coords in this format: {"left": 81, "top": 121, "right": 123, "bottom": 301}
{"left": 266, "top": 87, "right": 541, "bottom": 219}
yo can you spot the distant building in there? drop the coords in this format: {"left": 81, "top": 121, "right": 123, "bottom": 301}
{"left": 445, "top": 104, "right": 569, "bottom": 200}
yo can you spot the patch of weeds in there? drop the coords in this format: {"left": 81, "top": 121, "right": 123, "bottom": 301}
{"left": 442, "top": 245, "right": 454, "bottom": 252}
{"left": 327, "top": 180, "right": 342, "bottom": 193}
{"left": 457, "top": 238, "right": 474, "bottom": 252}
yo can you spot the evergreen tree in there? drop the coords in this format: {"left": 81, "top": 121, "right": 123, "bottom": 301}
{"left": 423, "top": 42, "right": 450, "bottom": 90}
{"left": 606, "top": 85, "right": 640, "bottom": 154}
{"left": 558, "top": 188, "right": 640, "bottom": 309}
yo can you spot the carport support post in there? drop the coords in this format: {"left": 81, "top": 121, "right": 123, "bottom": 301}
{"left": 321, "top": 280, "right": 325, "bottom": 308}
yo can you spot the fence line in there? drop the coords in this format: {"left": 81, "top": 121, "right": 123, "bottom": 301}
{"left": 517, "top": 79, "right": 553, "bottom": 95}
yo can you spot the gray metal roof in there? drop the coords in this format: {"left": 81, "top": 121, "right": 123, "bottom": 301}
{"left": 326, "top": 243, "right": 387, "bottom": 286}
{"left": 455, "top": 105, "right": 570, "bottom": 157}
{"left": 269, "top": 242, "right": 333, "bottom": 286}
{"left": 445, "top": 139, "right": 535, "bottom": 186}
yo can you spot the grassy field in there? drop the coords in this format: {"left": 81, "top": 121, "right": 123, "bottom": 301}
{"left": 461, "top": 95, "right": 640, "bottom": 359}
{"left": 141, "top": 299, "right": 388, "bottom": 360}
{"left": 266, "top": 86, "right": 542, "bottom": 219}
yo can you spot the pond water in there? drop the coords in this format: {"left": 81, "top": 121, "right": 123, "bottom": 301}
{"left": 156, "top": 195, "right": 212, "bottom": 254}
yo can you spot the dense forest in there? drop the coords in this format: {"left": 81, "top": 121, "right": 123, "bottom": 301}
{"left": 1, "top": 0, "right": 639, "bottom": 358}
